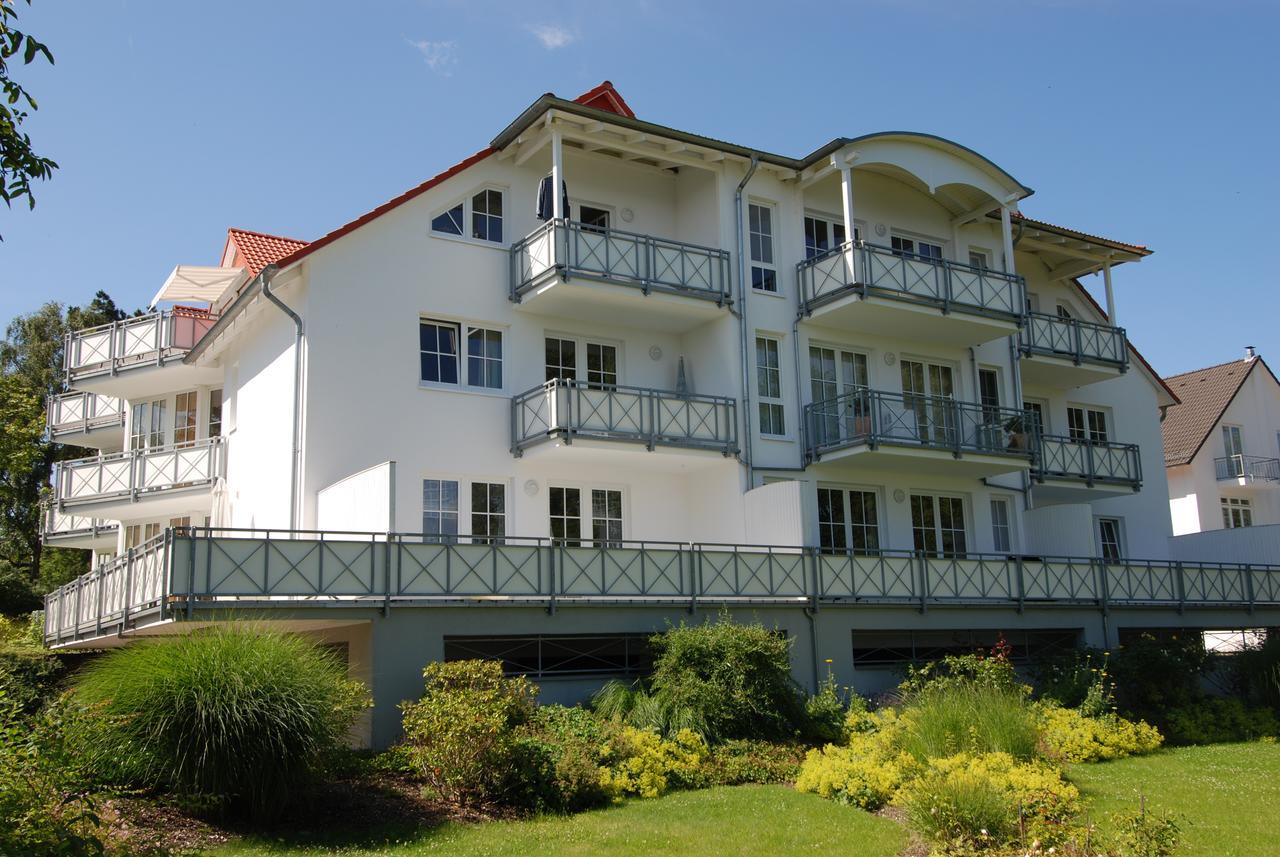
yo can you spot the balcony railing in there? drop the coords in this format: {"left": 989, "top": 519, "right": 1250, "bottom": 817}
{"left": 512, "top": 378, "right": 738, "bottom": 456}
{"left": 41, "top": 503, "right": 119, "bottom": 543}
{"left": 804, "top": 389, "right": 1035, "bottom": 462}
{"left": 797, "top": 241, "right": 1025, "bottom": 320}
{"left": 1216, "top": 455, "right": 1280, "bottom": 482}
{"left": 46, "top": 390, "right": 125, "bottom": 438}
{"left": 1020, "top": 312, "right": 1128, "bottom": 369}
{"left": 510, "top": 219, "right": 731, "bottom": 305}
{"left": 1034, "top": 436, "right": 1142, "bottom": 488}
{"left": 64, "top": 308, "right": 217, "bottom": 381}
{"left": 54, "top": 437, "right": 224, "bottom": 507}
{"left": 43, "top": 528, "right": 1280, "bottom": 644}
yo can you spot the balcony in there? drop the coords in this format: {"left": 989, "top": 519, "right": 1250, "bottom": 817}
{"left": 43, "top": 529, "right": 1280, "bottom": 648}
{"left": 1215, "top": 455, "right": 1280, "bottom": 486}
{"left": 797, "top": 242, "right": 1024, "bottom": 346}
{"left": 53, "top": 437, "right": 224, "bottom": 519}
{"left": 512, "top": 379, "right": 738, "bottom": 462}
{"left": 804, "top": 390, "right": 1034, "bottom": 478}
{"left": 46, "top": 391, "right": 125, "bottom": 450}
{"left": 510, "top": 219, "right": 732, "bottom": 333}
{"left": 64, "top": 308, "right": 222, "bottom": 398}
{"left": 1019, "top": 312, "right": 1128, "bottom": 388}
{"left": 41, "top": 504, "right": 118, "bottom": 551}
{"left": 1032, "top": 436, "right": 1142, "bottom": 504}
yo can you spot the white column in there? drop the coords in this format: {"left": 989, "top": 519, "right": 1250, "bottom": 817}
{"left": 550, "top": 129, "right": 564, "bottom": 221}
{"left": 1102, "top": 258, "right": 1116, "bottom": 324}
{"left": 1000, "top": 204, "right": 1016, "bottom": 274}
{"left": 837, "top": 161, "right": 856, "bottom": 243}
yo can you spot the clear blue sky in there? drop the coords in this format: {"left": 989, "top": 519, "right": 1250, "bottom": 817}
{"left": 1, "top": 0, "right": 1276, "bottom": 376}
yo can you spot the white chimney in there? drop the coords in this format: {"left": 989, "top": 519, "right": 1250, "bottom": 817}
{"left": 1245, "top": 345, "right": 1257, "bottom": 360}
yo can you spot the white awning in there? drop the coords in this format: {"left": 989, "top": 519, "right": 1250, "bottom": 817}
{"left": 149, "top": 266, "right": 248, "bottom": 308}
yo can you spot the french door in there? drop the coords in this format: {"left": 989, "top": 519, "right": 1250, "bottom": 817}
{"left": 901, "top": 359, "right": 955, "bottom": 444}
{"left": 911, "top": 494, "right": 967, "bottom": 557}
{"left": 809, "top": 346, "right": 869, "bottom": 444}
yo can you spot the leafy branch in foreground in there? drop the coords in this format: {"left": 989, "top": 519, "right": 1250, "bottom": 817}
{"left": 1, "top": 0, "right": 57, "bottom": 227}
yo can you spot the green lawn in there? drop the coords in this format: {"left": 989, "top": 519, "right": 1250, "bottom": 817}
{"left": 1068, "top": 742, "right": 1280, "bottom": 857}
{"left": 214, "top": 785, "right": 907, "bottom": 857}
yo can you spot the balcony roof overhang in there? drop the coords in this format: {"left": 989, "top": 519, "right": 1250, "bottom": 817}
{"left": 150, "top": 265, "right": 249, "bottom": 310}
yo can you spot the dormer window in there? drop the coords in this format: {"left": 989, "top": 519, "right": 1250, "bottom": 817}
{"left": 431, "top": 188, "right": 505, "bottom": 243}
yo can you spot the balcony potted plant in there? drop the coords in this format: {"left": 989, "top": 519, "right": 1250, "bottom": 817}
{"left": 1004, "top": 414, "right": 1029, "bottom": 450}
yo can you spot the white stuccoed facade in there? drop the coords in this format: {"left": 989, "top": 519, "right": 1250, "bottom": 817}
{"left": 44, "top": 82, "right": 1279, "bottom": 748}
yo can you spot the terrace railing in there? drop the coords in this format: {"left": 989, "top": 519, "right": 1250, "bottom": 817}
{"left": 46, "top": 391, "right": 125, "bottom": 437}
{"left": 797, "top": 241, "right": 1024, "bottom": 320}
{"left": 53, "top": 437, "right": 225, "bottom": 507}
{"left": 64, "top": 307, "right": 217, "bottom": 381}
{"left": 1034, "top": 435, "right": 1142, "bottom": 488}
{"left": 1020, "top": 312, "right": 1128, "bottom": 369}
{"left": 41, "top": 504, "right": 119, "bottom": 542}
{"left": 510, "top": 219, "right": 731, "bottom": 305}
{"left": 1215, "top": 454, "right": 1280, "bottom": 482}
{"left": 512, "top": 378, "right": 738, "bottom": 456}
{"left": 804, "top": 389, "right": 1036, "bottom": 462}
{"left": 43, "top": 528, "right": 1280, "bottom": 644}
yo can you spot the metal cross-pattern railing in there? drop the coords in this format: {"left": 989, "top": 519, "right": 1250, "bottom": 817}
{"left": 511, "top": 378, "right": 738, "bottom": 457}
{"left": 804, "top": 388, "right": 1036, "bottom": 463}
{"left": 63, "top": 308, "right": 217, "bottom": 382}
{"left": 1215, "top": 454, "right": 1280, "bottom": 482}
{"left": 46, "top": 391, "right": 125, "bottom": 438}
{"left": 53, "top": 437, "right": 225, "bottom": 508}
{"left": 41, "top": 503, "right": 119, "bottom": 543}
{"left": 1035, "top": 435, "right": 1142, "bottom": 489}
{"left": 509, "top": 219, "right": 732, "bottom": 305}
{"left": 796, "top": 241, "right": 1025, "bottom": 321}
{"left": 1019, "top": 312, "right": 1128, "bottom": 370}
{"left": 43, "top": 528, "right": 1280, "bottom": 645}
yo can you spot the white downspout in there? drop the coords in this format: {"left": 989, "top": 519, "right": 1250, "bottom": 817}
{"left": 259, "top": 264, "right": 303, "bottom": 531}
{"left": 735, "top": 155, "right": 761, "bottom": 477}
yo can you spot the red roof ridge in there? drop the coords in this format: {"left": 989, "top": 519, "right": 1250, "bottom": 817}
{"left": 572, "top": 80, "right": 636, "bottom": 119}
{"left": 227, "top": 226, "right": 309, "bottom": 245}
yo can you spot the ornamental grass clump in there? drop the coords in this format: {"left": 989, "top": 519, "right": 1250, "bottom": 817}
{"left": 70, "top": 626, "right": 368, "bottom": 822}
{"left": 897, "top": 682, "right": 1041, "bottom": 763}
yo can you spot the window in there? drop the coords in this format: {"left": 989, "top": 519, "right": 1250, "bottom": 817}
{"left": 901, "top": 359, "right": 955, "bottom": 444}
{"left": 852, "top": 629, "right": 1080, "bottom": 668}
{"left": 431, "top": 203, "right": 464, "bottom": 236}
{"left": 421, "top": 319, "right": 503, "bottom": 390}
{"left": 748, "top": 203, "right": 777, "bottom": 292}
{"left": 911, "top": 494, "right": 967, "bottom": 557}
{"left": 208, "top": 389, "right": 222, "bottom": 438}
{"left": 545, "top": 337, "right": 576, "bottom": 382}
{"left": 174, "top": 391, "right": 197, "bottom": 446}
{"left": 586, "top": 342, "right": 618, "bottom": 388}
{"left": 149, "top": 399, "right": 166, "bottom": 447}
{"left": 1223, "top": 425, "right": 1244, "bottom": 459}
{"left": 1056, "top": 304, "right": 1073, "bottom": 320}
{"left": 803, "top": 214, "right": 847, "bottom": 259}
{"left": 579, "top": 205, "right": 610, "bottom": 233}
{"left": 978, "top": 369, "right": 1001, "bottom": 424}
{"left": 809, "top": 346, "right": 869, "bottom": 444}
{"left": 422, "top": 478, "right": 459, "bottom": 542}
{"left": 471, "top": 189, "right": 503, "bottom": 242}
{"left": 1221, "top": 497, "right": 1253, "bottom": 529}
{"left": 1023, "top": 400, "right": 1047, "bottom": 435}
{"left": 818, "top": 488, "right": 880, "bottom": 554}
{"left": 755, "top": 336, "right": 785, "bottom": 436}
{"left": 471, "top": 482, "right": 506, "bottom": 543}
{"left": 990, "top": 498, "right": 1012, "bottom": 553}
{"left": 130, "top": 403, "right": 147, "bottom": 450}
{"left": 1067, "top": 406, "right": 1109, "bottom": 443}
{"left": 445, "top": 634, "right": 653, "bottom": 678}
{"left": 891, "top": 235, "right": 944, "bottom": 261}
{"left": 1097, "top": 517, "right": 1124, "bottom": 561}
{"left": 591, "top": 489, "right": 624, "bottom": 547}
{"left": 125, "top": 522, "right": 162, "bottom": 550}
{"left": 968, "top": 249, "right": 990, "bottom": 270}
{"left": 169, "top": 516, "right": 191, "bottom": 530}
{"left": 466, "top": 326, "right": 503, "bottom": 389}
{"left": 550, "top": 486, "right": 582, "bottom": 546}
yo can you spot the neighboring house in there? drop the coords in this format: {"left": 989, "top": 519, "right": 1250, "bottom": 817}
{"left": 1162, "top": 350, "right": 1280, "bottom": 562}
{"left": 40, "top": 82, "right": 1279, "bottom": 747}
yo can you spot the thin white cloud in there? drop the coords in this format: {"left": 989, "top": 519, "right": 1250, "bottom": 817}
{"left": 408, "top": 39, "right": 458, "bottom": 74}
{"left": 528, "top": 24, "right": 576, "bottom": 50}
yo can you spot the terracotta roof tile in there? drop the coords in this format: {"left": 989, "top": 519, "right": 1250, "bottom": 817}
{"left": 226, "top": 228, "right": 309, "bottom": 275}
{"left": 1161, "top": 358, "right": 1261, "bottom": 466}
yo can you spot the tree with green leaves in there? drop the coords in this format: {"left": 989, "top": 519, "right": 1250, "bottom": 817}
{"left": 1, "top": 0, "right": 57, "bottom": 229}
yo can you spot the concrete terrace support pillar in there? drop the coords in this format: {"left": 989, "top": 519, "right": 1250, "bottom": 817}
{"left": 835, "top": 156, "right": 857, "bottom": 243}
{"left": 1000, "top": 203, "right": 1016, "bottom": 275}
{"left": 1103, "top": 257, "right": 1117, "bottom": 324}
{"left": 551, "top": 129, "right": 564, "bottom": 221}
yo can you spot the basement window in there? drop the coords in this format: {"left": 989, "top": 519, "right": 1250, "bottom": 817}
{"left": 444, "top": 634, "right": 653, "bottom": 678}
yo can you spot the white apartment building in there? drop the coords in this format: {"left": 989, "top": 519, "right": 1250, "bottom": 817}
{"left": 41, "top": 82, "right": 1280, "bottom": 746}
{"left": 1163, "top": 350, "right": 1280, "bottom": 563}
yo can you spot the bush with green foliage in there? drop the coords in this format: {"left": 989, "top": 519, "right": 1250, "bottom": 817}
{"left": 794, "top": 726, "right": 915, "bottom": 810}
{"left": 897, "top": 681, "right": 1040, "bottom": 762}
{"left": 594, "top": 615, "right": 808, "bottom": 742}
{"left": 598, "top": 726, "right": 708, "bottom": 799}
{"left": 70, "top": 626, "right": 367, "bottom": 822}
{"left": 804, "top": 671, "right": 851, "bottom": 744}
{"left": 1228, "top": 630, "right": 1280, "bottom": 713}
{"left": 1162, "top": 695, "right": 1279, "bottom": 745}
{"left": 523, "top": 704, "right": 614, "bottom": 811}
{"left": 1109, "top": 804, "right": 1183, "bottom": 857}
{"left": 1036, "top": 702, "right": 1163, "bottom": 762}
{"left": 704, "top": 738, "right": 806, "bottom": 785}
{"left": 1109, "top": 632, "right": 1206, "bottom": 721}
{"left": 1032, "top": 646, "right": 1111, "bottom": 710}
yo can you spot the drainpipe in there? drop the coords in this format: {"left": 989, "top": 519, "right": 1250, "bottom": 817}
{"left": 259, "top": 264, "right": 303, "bottom": 531}
{"left": 792, "top": 311, "right": 806, "bottom": 469}
{"left": 734, "top": 155, "right": 761, "bottom": 480}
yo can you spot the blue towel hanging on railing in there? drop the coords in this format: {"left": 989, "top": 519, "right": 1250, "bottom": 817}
{"left": 536, "top": 175, "right": 570, "bottom": 221}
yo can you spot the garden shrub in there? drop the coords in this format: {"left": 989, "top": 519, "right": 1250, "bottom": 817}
{"left": 1162, "top": 696, "right": 1279, "bottom": 745}
{"left": 523, "top": 704, "right": 614, "bottom": 811}
{"left": 897, "top": 682, "right": 1040, "bottom": 762}
{"left": 1031, "top": 646, "right": 1111, "bottom": 710}
{"left": 71, "top": 626, "right": 367, "bottom": 822}
{"left": 1109, "top": 632, "right": 1205, "bottom": 722}
{"left": 897, "top": 751, "right": 1080, "bottom": 849}
{"left": 1227, "top": 630, "right": 1280, "bottom": 712}
{"left": 1036, "top": 703, "right": 1163, "bottom": 762}
{"left": 704, "top": 738, "right": 806, "bottom": 785}
{"left": 596, "top": 615, "right": 808, "bottom": 742}
{"left": 0, "top": 647, "right": 65, "bottom": 717}
{"left": 1108, "top": 805, "right": 1183, "bottom": 857}
{"left": 794, "top": 731, "right": 914, "bottom": 810}
{"left": 598, "top": 726, "right": 708, "bottom": 799}
{"left": 804, "top": 672, "right": 851, "bottom": 744}
{"left": 899, "top": 643, "right": 1026, "bottom": 698}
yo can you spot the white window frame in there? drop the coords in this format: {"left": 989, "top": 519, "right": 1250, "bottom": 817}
{"left": 748, "top": 200, "right": 778, "bottom": 294}
{"left": 910, "top": 492, "right": 970, "bottom": 558}
{"left": 422, "top": 477, "right": 460, "bottom": 543}
{"left": 755, "top": 334, "right": 786, "bottom": 438}
{"left": 989, "top": 496, "right": 1015, "bottom": 554}
{"left": 543, "top": 331, "right": 624, "bottom": 386}
{"left": 890, "top": 230, "right": 946, "bottom": 262}
{"left": 1221, "top": 496, "right": 1253, "bottom": 529}
{"left": 419, "top": 315, "right": 507, "bottom": 394}
{"left": 816, "top": 483, "right": 883, "bottom": 555}
{"left": 429, "top": 185, "right": 508, "bottom": 246}
{"left": 549, "top": 481, "right": 628, "bottom": 546}
{"left": 572, "top": 199, "right": 614, "bottom": 233}
{"left": 1067, "top": 404, "right": 1111, "bottom": 443}
{"left": 968, "top": 247, "right": 992, "bottom": 270}
{"left": 803, "top": 210, "right": 853, "bottom": 259}
{"left": 1023, "top": 397, "right": 1050, "bottom": 435}
{"left": 1222, "top": 424, "right": 1244, "bottom": 458}
{"left": 1095, "top": 516, "right": 1126, "bottom": 562}
{"left": 423, "top": 474, "right": 513, "bottom": 542}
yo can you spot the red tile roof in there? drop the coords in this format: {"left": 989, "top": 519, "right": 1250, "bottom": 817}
{"left": 226, "top": 228, "right": 309, "bottom": 275}
{"left": 1161, "top": 357, "right": 1277, "bottom": 467}
{"left": 573, "top": 80, "right": 635, "bottom": 118}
